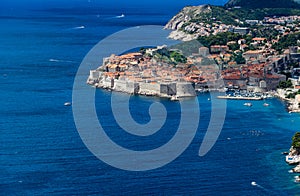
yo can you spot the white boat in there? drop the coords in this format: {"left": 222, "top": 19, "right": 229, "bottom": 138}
{"left": 286, "top": 155, "right": 300, "bottom": 165}
{"left": 171, "top": 96, "right": 179, "bottom": 101}
{"left": 263, "top": 103, "right": 269, "bottom": 107}
{"left": 251, "top": 181, "right": 257, "bottom": 186}
{"left": 244, "top": 103, "right": 252, "bottom": 107}
{"left": 295, "top": 176, "right": 300, "bottom": 183}
{"left": 64, "top": 102, "right": 72, "bottom": 106}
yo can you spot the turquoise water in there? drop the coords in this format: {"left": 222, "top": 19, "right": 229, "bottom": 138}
{"left": 1, "top": 3, "right": 300, "bottom": 195}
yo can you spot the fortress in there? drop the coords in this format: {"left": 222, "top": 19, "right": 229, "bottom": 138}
{"left": 87, "top": 70, "right": 196, "bottom": 99}
{"left": 87, "top": 50, "right": 197, "bottom": 99}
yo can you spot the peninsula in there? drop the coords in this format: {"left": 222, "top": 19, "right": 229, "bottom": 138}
{"left": 87, "top": 45, "right": 220, "bottom": 99}
{"left": 88, "top": 0, "right": 300, "bottom": 107}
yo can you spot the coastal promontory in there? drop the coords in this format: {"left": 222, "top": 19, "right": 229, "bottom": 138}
{"left": 88, "top": 1, "right": 300, "bottom": 107}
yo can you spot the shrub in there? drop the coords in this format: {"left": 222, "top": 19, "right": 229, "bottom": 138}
{"left": 292, "top": 132, "right": 300, "bottom": 148}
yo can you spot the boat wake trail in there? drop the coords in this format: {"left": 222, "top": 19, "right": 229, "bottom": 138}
{"left": 115, "top": 14, "right": 125, "bottom": 18}
{"left": 71, "top": 26, "right": 85, "bottom": 30}
{"left": 49, "top": 59, "right": 74, "bottom": 63}
{"left": 104, "top": 14, "right": 125, "bottom": 20}
{"left": 251, "top": 181, "right": 276, "bottom": 194}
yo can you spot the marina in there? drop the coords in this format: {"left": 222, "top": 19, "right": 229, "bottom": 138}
{"left": 217, "top": 95, "right": 263, "bottom": 100}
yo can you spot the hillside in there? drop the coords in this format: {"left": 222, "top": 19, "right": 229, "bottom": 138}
{"left": 165, "top": 3, "right": 300, "bottom": 41}
{"left": 225, "top": 0, "right": 300, "bottom": 8}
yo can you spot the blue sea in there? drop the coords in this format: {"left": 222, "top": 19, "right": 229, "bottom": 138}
{"left": 1, "top": 1, "right": 300, "bottom": 195}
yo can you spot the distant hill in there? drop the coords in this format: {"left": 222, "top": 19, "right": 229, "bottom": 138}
{"left": 225, "top": 0, "right": 300, "bottom": 9}
{"left": 164, "top": 1, "right": 300, "bottom": 41}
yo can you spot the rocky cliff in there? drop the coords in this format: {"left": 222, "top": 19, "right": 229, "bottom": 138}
{"left": 165, "top": 5, "right": 212, "bottom": 30}
{"left": 164, "top": 5, "right": 213, "bottom": 41}
{"left": 164, "top": 1, "right": 300, "bottom": 41}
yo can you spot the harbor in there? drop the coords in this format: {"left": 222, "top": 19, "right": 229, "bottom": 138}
{"left": 217, "top": 95, "right": 263, "bottom": 100}
{"left": 217, "top": 89, "right": 273, "bottom": 100}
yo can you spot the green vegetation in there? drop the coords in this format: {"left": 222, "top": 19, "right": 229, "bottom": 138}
{"left": 197, "top": 32, "right": 243, "bottom": 47}
{"left": 228, "top": 43, "right": 239, "bottom": 51}
{"left": 210, "top": 6, "right": 239, "bottom": 25}
{"left": 278, "top": 80, "right": 293, "bottom": 89}
{"left": 225, "top": 0, "right": 300, "bottom": 9}
{"left": 170, "top": 51, "right": 187, "bottom": 63}
{"left": 286, "top": 89, "right": 300, "bottom": 99}
{"left": 139, "top": 47, "right": 146, "bottom": 55}
{"left": 232, "top": 8, "right": 300, "bottom": 20}
{"left": 153, "top": 48, "right": 187, "bottom": 64}
{"left": 232, "top": 52, "right": 246, "bottom": 64}
{"left": 292, "top": 132, "right": 300, "bottom": 148}
{"left": 279, "top": 71, "right": 292, "bottom": 79}
{"left": 194, "top": 6, "right": 300, "bottom": 25}
{"left": 196, "top": 28, "right": 278, "bottom": 49}
{"left": 252, "top": 27, "right": 279, "bottom": 41}
{"left": 272, "top": 32, "right": 300, "bottom": 52}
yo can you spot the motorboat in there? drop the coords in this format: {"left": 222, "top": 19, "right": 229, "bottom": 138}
{"left": 286, "top": 155, "right": 300, "bottom": 165}
{"left": 295, "top": 176, "right": 300, "bottom": 183}
{"left": 64, "top": 102, "right": 72, "bottom": 106}
{"left": 171, "top": 96, "right": 179, "bottom": 101}
{"left": 244, "top": 103, "right": 252, "bottom": 107}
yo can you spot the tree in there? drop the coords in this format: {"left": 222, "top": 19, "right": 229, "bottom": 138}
{"left": 229, "top": 43, "right": 240, "bottom": 51}
{"left": 292, "top": 132, "right": 300, "bottom": 148}
{"left": 139, "top": 47, "right": 146, "bottom": 55}
{"left": 278, "top": 80, "right": 293, "bottom": 89}
{"left": 273, "top": 32, "right": 300, "bottom": 52}
{"left": 170, "top": 51, "right": 187, "bottom": 63}
{"left": 233, "top": 52, "right": 246, "bottom": 64}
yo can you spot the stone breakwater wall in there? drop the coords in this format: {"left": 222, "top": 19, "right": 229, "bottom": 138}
{"left": 87, "top": 71, "right": 196, "bottom": 98}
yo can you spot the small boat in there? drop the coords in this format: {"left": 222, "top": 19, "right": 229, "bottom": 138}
{"left": 244, "top": 103, "right": 252, "bottom": 107}
{"left": 295, "top": 176, "right": 300, "bottom": 183}
{"left": 263, "top": 103, "right": 269, "bottom": 107}
{"left": 171, "top": 96, "right": 179, "bottom": 101}
{"left": 251, "top": 181, "right": 257, "bottom": 186}
{"left": 286, "top": 155, "right": 300, "bottom": 165}
{"left": 64, "top": 102, "right": 72, "bottom": 106}
{"left": 116, "top": 14, "right": 125, "bottom": 18}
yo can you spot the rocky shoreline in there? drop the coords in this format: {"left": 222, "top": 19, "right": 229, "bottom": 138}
{"left": 87, "top": 72, "right": 197, "bottom": 100}
{"left": 286, "top": 146, "right": 300, "bottom": 176}
{"left": 274, "top": 89, "right": 300, "bottom": 113}
{"left": 285, "top": 132, "right": 300, "bottom": 184}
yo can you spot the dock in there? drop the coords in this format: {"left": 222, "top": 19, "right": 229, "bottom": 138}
{"left": 217, "top": 96, "right": 263, "bottom": 100}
